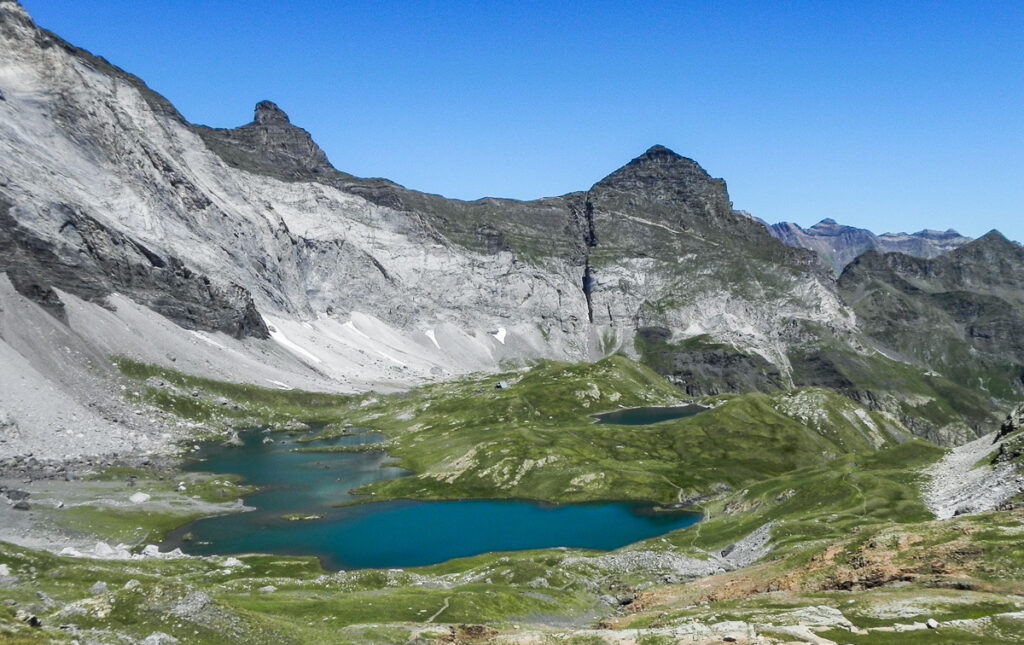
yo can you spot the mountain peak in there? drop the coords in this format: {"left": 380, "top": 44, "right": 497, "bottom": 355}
{"left": 593, "top": 145, "right": 719, "bottom": 194}
{"left": 639, "top": 144, "right": 683, "bottom": 160}
{"left": 194, "top": 100, "right": 333, "bottom": 180}
{"left": 978, "top": 229, "right": 1009, "bottom": 243}
{"left": 253, "top": 100, "right": 290, "bottom": 126}
{"left": 963, "top": 230, "right": 1024, "bottom": 255}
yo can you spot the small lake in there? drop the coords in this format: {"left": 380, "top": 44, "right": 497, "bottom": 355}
{"left": 591, "top": 404, "right": 707, "bottom": 426}
{"left": 164, "top": 430, "right": 701, "bottom": 570}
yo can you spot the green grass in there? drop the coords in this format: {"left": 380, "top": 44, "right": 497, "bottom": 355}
{"left": 326, "top": 358, "right": 910, "bottom": 504}
{"left": 35, "top": 354, "right": 1012, "bottom": 644}
{"left": 117, "top": 355, "right": 919, "bottom": 507}
{"left": 54, "top": 504, "right": 210, "bottom": 545}
{"left": 115, "top": 356, "right": 357, "bottom": 426}
{"left": 651, "top": 440, "right": 943, "bottom": 560}
{"left": 789, "top": 342, "right": 1002, "bottom": 443}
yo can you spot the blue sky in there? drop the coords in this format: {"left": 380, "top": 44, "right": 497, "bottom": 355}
{"left": 21, "top": 0, "right": 1024, "bottom": 242}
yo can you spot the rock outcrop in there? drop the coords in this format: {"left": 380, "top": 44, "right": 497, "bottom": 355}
{"left": 195, "top": 101, "right": 333, "bottom": 181}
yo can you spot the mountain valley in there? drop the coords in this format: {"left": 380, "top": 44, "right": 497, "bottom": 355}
{"left": 2, "top": 1, "right": 1024, "bottom": 643}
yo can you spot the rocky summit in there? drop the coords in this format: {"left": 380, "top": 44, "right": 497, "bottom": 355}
{"left": 3, "top": 2, "right": 1024, "bottom": 643}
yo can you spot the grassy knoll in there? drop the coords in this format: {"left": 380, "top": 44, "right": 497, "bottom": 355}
{"left": 115, "top": 354, "right": 913, "bottom": 505}
{"left": 110, "top": 352, "right": 935, "bottom": 509}
{"left": 34, "top": 473, "right": 256, "bottom": 546}
{"left": 114, "top": 357, "right": 357, "bottom": 428}
{"left": 788, "top": 341, "right": 1002, "bottom": 443}
{"left": 311, "top": 357, "right": 910, "bottom": 504}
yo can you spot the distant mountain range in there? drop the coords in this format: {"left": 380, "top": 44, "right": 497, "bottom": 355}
{"left": 765, "top": 218, "right": 974, "bottom": 273}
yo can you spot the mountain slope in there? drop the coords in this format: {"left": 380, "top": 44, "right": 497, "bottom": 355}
{"left": 838, "top": 232, "right": 1024, "bottom": 403}
{"left": 0, "top": 0, "right": 1019, "bottom": 459}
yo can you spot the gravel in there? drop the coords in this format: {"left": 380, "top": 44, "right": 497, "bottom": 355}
{"left": 923, "top": 431, "right": 1024, "bottom": 519}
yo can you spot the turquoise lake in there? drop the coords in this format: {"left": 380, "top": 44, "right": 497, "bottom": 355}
{"left": 164, "top": 430, "right": 701, "bottom": 570}
{"left": 591, "top": 404, "right": 707, "bottom": 426}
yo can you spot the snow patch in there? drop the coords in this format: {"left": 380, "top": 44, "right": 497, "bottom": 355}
{"left": 189, "top": 331, "right": 225, "bottom": 349}
{"left": 264, "top": 320, "right": 322, "bottom": 364}
{"left": 424, "top": 329, "right": 440, "bottom": 350}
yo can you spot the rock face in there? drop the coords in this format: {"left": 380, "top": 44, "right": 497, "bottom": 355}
{"left": 839, "top": 232, "right": 1024, "bottom": 404}
{"left": 0, "top": 0, "right": 1020, "bottom": 457}
{"left": 997, "top": 403, "right": 1024, "bottom": 441}
{"left": 195, "top": 101, "right": 333, "bottom": 181}
{"left": 0, "top": 197, "right": 267, "bottom": 338}
{"left": 635, "top": 327, "right": 786, "bottom": 396}
{"left": 768, "top": 218, "right": 972, "bottom": 273}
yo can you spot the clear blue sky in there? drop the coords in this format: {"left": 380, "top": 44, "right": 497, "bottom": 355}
{"left": 21, "top": 0, "right": 1024, "bottom": 242}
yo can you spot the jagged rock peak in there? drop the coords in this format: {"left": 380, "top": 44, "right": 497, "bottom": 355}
{"left": 593, "top": 144, "right": 721, "bottom": 194}
{"left": 195, "top": 99, "right": 333, "bottom": 179}
{"left": 253, "top": 100, "right": 290, "bottom": 126}
{"left": 626, "top": 145, "right": 706, "bottom": 173}
{"left": 0, "top": 0, "right": 35, "bottom": 31}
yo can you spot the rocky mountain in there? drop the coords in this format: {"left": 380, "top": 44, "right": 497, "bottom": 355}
{"left": 0, "top": 0, "right": 1021, "bottom": 460}
{"left": 839, "top": 231, "right": 1024, "bottom": 400}
{"left": 768, "top": 218, "right": 972, "bottom": 272}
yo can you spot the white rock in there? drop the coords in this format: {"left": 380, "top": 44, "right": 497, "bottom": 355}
{"left": 926, "top": 618, "right": 940, "bottom": 629}
{"left": 94, "top": 541, "right": 116, "bottom": 557}
{"left": 129, "top": 492, "right": 151, "bottom": 504}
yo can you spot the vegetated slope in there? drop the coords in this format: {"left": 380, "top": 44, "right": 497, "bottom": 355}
{"left": 293, "top": 356, "right": 909, "bottom": 504}
{"left": 837, "top": 233, "right": 1024, "bottom": 430}
{"left": 7, "top": 405, "right": 1024, "bottom": 644}
{"left": 768, "top": 217, "right": 972, "bottom": 273}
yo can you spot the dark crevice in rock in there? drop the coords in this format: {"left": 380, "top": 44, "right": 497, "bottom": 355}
{"left": 583, "top": 199, "right": 598, "bottom": 248}
{"left": 366, "top": 253, "right": 393, "bottom": 283}
{"left": 582, "top": 259, "right": 595, "bottom": 324}
{"left": 569, "top": 196, "right": 599, "bottom": 324}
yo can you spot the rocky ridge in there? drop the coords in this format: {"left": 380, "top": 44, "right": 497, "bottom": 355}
{"left": 768, "top": 217, "right": 973, "bottom": 273}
